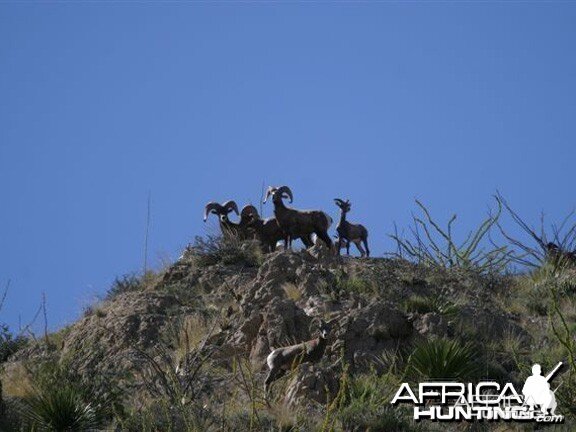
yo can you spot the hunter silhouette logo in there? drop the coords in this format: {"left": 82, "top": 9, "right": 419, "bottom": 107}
{"left": 522, "top": 362, "right": 562, "bottom": 415}
{"left": 391, "top": 362, "right": 564, "bottom": 423}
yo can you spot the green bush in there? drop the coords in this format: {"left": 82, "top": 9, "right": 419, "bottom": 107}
{"left": 117, "top": 402, "right": 217, "bottom": 432}
{"left": 20, "top": 385, "right": 105, "bottom": 431}
{"left": 336, "top": 372, "right": 424, "bottom": 432}
{"left": 0, "top": 324, "right": 27, "bottom": 363}
{"left": 19, "top": 360, "right": 117, "bottom": 431}
{"left": 407, "top": 338, "right": 481, "bottom": 381}
{"left": 403, "top": 294, "right": 459, "bottom": 318}
{"left": 105, "top": 273, "right": 143, "bottom": 301}
{"left": 189, "top": 235, "right": 263, "bottom": 268}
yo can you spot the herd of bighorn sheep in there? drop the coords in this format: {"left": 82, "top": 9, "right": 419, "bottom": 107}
{"left": 203, "top": 187, "right": 364, "bottom": 393}
{"left": 204, "top": 185, "right": 370, "bottom": 257}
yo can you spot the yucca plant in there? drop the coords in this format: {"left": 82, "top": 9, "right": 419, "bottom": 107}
{"left": 407, "top": 338, "right": 480, "bottom": 381}
{"left": 20, "top": 384, "right": 105, "bottom": 431}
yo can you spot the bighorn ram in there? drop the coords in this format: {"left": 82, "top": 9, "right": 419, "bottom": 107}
{"left": 263, "top": 186, "right": 332, "bottom": 249}
{"left": 264, "top": 320, "right": 330, "bottom": 392}
{"left": 203, "top": 200, "right": 258, "bottom": 239}
{"left": 334, "top": 198, "right": 370, "bottom": 257}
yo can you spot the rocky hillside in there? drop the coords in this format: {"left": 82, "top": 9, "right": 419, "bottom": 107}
{"left": 1, "top": 238, "right": 575, "bottom": 431}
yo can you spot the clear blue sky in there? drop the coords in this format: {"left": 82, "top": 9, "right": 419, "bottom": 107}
{"left": 1, "top": 2, "right": 575, "bottom": 332}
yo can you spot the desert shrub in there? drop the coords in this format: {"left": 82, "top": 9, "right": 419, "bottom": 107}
{"left": 556, "top": 377, "right": 576, "bottom": 418}
{"left": 0, "top": 397, "right": 26, "bottom": 432}
{"left": 0, "top": 324, "right": 27, "bottom": 363}
{"left": 497, "top": 192, "right": 576, "bottom": 271}
{"left": 118, "top": 402, "right": 217, "bottom": 432}
{"left": 20, "top": 385, "right": 106, "bottom": 431}
{"left": 402, "top": 294, "right": 459, "bottom": 318}
{"left": 105, "top": 273, "right": 143, "bottom": 300}
{"left": 189, "top": 235, "right": 263, "bottom": 268}
{"left": 407, "top": 338, "right": 481, "bottom": 381}
{"left": 18, "top": 359, "right": 118, "bottom": 431}
{"left": 333, "top": 270, "right": 376, "bottom": 296}
{"left": 221, "top": 410, "right": 276, "bottom": 432}
{"left": 339, "top": 404, "right": 422, "bottom": 432}
{"left": 335, "top": 370, "right": 423, "bottom": 432}
{"left": 390, "top": 198, "right": 512, "bottom": 274}
{"left": 525, "top": 286, "right": 550, "bottom": 316}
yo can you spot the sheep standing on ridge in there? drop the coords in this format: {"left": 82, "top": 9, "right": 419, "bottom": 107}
{"left": 263, "top": 186, "right": 332, "bottom": 250}
{"left": 334, "top": 198, "right": 370, "bottom": 257}
{"left": 203, "top": 200, "right": 258, "bottom": 240}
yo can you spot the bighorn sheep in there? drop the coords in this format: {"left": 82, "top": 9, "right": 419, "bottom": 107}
{"left": 203, "top": 200, "right": 258, "bottom": 239}
{"left": 264, "top": 320, "right": 330, "bottom": 392}
{"left": 263, "top": 186, "right": 332, "bottom": 249}
{"left": 247, "top": 216, "right": 316, "bottom": 252}
{"left": 245, "top": 216, "right": 286, "bottom": 253}
{"left": 334, "top": 198, "right": 370, "bottom": 257}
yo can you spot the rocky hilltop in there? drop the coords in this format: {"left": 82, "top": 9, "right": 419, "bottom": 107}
{"left": 1, "top": 238, "right": 575, "bottom": 431}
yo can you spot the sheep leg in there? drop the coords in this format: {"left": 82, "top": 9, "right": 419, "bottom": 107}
{"left": 355, "top": 240, "right": 366, "bottom": 257}
{"left": 336, "top": 238, "right": 342, "bottom": 256}
{"left": 346, "top": 240, "right": 351, "bottom": 256}
{"left": 316, "top": 231, "right": 333, "bottom": 248}
{"left": 264, "top": 367, "right": 286, "bottom": 392}
{"left": 301, "top": 234, "right": 314, "bottom": 248}
{"left": 363, "top": 236, "right": 370, "bottom": 258}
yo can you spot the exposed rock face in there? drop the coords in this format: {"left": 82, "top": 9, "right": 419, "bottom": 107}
{"left": 60, "top": 292, "right": 184, "bottom": 378}
{"left": 413, "top": 312, "right": 450, "bottom": 338}
{"left": 248, "top": 298, "right": 312, "bottom": 367}
{"left": 3, "top": 248, "right": 531, "bottom": 410}
{"left": 285, "top": 363, "right": 341, "bottom": 406}
{"left": 330, "top": 300, "right": 413, "bottom": 368}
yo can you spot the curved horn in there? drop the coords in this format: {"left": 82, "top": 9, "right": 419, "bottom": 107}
{"left": 204, "top": 202, "right": 223, "bottom": 222}
{"left": 263, "top": 186, "right": 276, "bottom": 204}
{"left": 334, "top": 198, "right": 346, "bottom": 206}
{"left": 222, "top": 200, "right": 239, "bottom": 215}
{"left": 277, "top": 186, "right": 293, "bottom": 203}
{"left": 241, "top": 205, "right": 260, "bottom": 221}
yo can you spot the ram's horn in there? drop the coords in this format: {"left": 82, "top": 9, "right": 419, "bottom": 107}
{"left": 263, "top": 186, "right": 276, "bottom": 204}
{"left": 222, "top": 200, "right": 239, "bottom": 215}
{"left": 334, "top": 198, "right": 346, "bottom": 206}
{"left": 204, "top": 202, "right": 223, "bottom": 222}
{"left": 277, "top": 186, "right": 293, "bottom": 203}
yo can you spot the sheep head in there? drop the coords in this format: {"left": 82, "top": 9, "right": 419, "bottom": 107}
{"left": 204, "top": 200, "right": 239, "bottom": 222}
{"left": 263, "top": 186, "right": 293, "bottom": 204}
{"left": 204, "top": 202, "right": 224, "bottom": 222}
{"left": 334, "top": 198, "right": 351, "bottom": 213}
{"left": 241, "top": 205, "right": 260, "bottom": 222}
